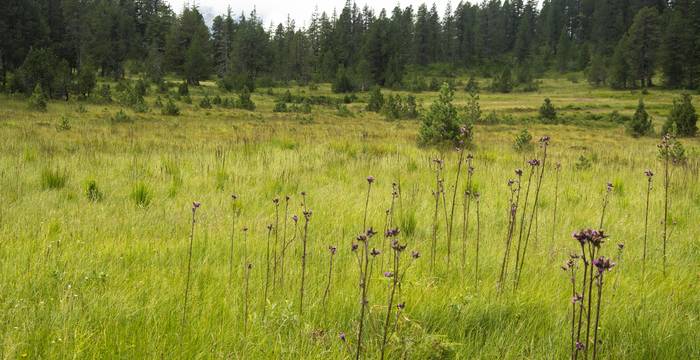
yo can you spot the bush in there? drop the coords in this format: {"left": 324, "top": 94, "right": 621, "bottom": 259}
{"left": 513, "top": 128, "right": 534, "bottom": 152}
{"left": 491, "top": 68, "right": 513, "bottom": 93}
{"left": 404, "top": 95, "right": 419, "bottom": 119}
{"left": 343, "top": 93, "right": 357, "bottom": 104}
{"left": 98, "top": 84, "right": 112, "bottom": 103}
{"left": 199, "top": 95, "right": 212, "bottom": 109}
{"left": 111, "top": 109, "right": 132, "bottom": 123}
{"left": 383, "top": 94, "right": 402, "bottom": 120}
{"left": 627, "top": 99, "right": 653, "bottom": 137}
{"left": 178, "top": 82, "right": 189, "bottom": 96}
{"left": 418, "top": 83, "right": 471, "bottom": 146}
{"left": 366, "top": 86, "right": 384, "bottom": 112}
{"left": 237, "top": 87, "right": 256, "bottom": 110}
{"left": 28, "top": 84, "right": 47, "bottom": 111}
{"left": 429, "top": 77, "right": 440, "bottom": 91}
{"left": 135, "top": 79, "right": 148, "bottom": 97}
{"left": 273, "top": 99, "right": 288, "bottom": 113}
{"left": 332, "top": 66, "right": 355, "bottom": 93}
{"left": 56, "top": 116, "right": 71, "bottom": 131}
{"left": 131, "top": 182, "right": 152, "bottom": 208}
{"left": 539, "top": 98, "right": 557, "bottom": 123}
{"left": 663, "top": 94, "right": 697, "bottom": 137}
{"left": 41, "top": 168, "right": 68, "bottom": 190}
{"left": 161, "top": 98, "right": 180, "bottom": 116}
{"left": 336, "top": 104, "right": 353, "bottom": 117}
{"left": 85, "top": 179, "right": 103, "bottom": 201}
{"left": 464, "top": 75, "right": 479, "bottom": 93}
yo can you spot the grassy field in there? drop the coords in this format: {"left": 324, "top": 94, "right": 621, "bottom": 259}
{"left": 0, "top": 77, "right": 698, "bottom": 359}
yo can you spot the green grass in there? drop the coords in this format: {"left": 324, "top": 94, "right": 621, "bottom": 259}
{"left": 0, "top": 77, "right": 698, "bottom": 358}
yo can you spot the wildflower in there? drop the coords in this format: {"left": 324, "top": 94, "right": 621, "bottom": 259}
{"left": 397, "top": 302, "right": 405, "bottom": 310}
{"left": 367, "top": 176, "right": 375, "bottom": 184}
{"left": 593, "top": 257, "right": 615, "bottom": 273}
{"left": 575, "top": 341, "right": 585, "bottom": 351}
{"left": 385, "top": 228, "right": 400, "bottom": 238}
{"left": 617, "top": 243, "right": 624, "bottom": 251}
{"left": 273, "top": 197, "right": 279, "bottom": 204}
{"left": 528, "top": 159, "right": 540, "bottom": 167}
{"left": 339, "top": 332, "right": 346, "bottom": 342}
{"left": 515, "top": 168, "right": 523, "bottom": 176}
{"left": 384, "top": 271, "right": 394, "bottom": 278}
{"left": 192, "top": 201, "right": 201, "bottom": 209}
{"left": 303, "top": 209, "right": 313, "bottom": 220}
{"left": 366, "top": 227, "right": 377, "bottom": 238}
{"left": 539, "top": 135, "right": 550, "bottom": 144}
{"left": 411, "top": 251, "right": 421, "bottom": 259}
{"left": 351, "top": 243, "right": 359, "bottom": 252}
{"left": 267, "top": 224, "right": 273, "bottom": 231}
{"left": 242, "top": 226, "right": 249, "bottom": 232}
{"left": 606, "top": 182, "right": 613, "bottom": 192}
{"left": 292, "top": 215, "right": 299, "bottom": 223}
{"left": 370, "top": 248, "right": 381, "bottom": 257}
{"left": 329, "top": 246, "right": 337, "bottom": 255}
{"left": 572, "top": 294, "right": 583, "bottom": 303}
{"left": 508, "top": 179, "right": 515, "bottom": 187}
{"left": 231, "top": 194, "right": 238, "bottom": 200}
{"left": 356, "top": 234, "right": 367, "bottom": 242}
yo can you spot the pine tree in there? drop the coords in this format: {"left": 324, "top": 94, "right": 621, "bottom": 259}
{"left": 539, "top": 97, "right": 557, "bottom": 123}
{"left": 627, "top": 98, "right": 653, "bottom": 137}
{"left": 366, "top": 86, "right": 384, "bottom": 112}
{"left": 418, "top": 83, "right": 465, "bottom": 145}
{"left": 625, "top": 7, "right": 660, "bottom": 87}
{"left": 609, "top": 35, "right": 631, "bottom": 89}
{"left": 663, "top": 94, "right": 697, "bottom": 137}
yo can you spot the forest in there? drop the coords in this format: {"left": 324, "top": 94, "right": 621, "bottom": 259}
{"left": 2, "top": 0, "right": 700, "bottom": 98}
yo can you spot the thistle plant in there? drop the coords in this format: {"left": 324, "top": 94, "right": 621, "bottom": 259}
{"left": 446, "top": 146, "right": 466, "bottom": 270}
{"left": 474, "top": 192, "right": 481, "bottom": 292}
{"left": 513, "top": 160, "right": 537, "bottom": 286}
{"left": 569, "top": 228, "right": 614, "bottom": 360}
{"left": 657, "top": 135, "right": 672, "bottom": 275}
{"left": 263, "top": 223, "right": 273, "bottom": 319}
{"left": 498, "top": 170, "right": 522, "bottom": 291}
{"left": 228, "top": 195, "right": 239, "bottom": 283}
{"left": 243, "top": 262, "right": 253, "bottom": 337}
{"left": 272, "top": 197, "right": 280, "bottom": 289}
{"left": 182, "top": 201, "right": 200, "bottom": 328}
{"left": 299, "top": 208, "right": 312, "bottom": 317}
{"left": 281, "top": 210, "right": 298, "bottom": 289}
{"left": 515, "top": 136, "right": 550, "bottom": 289}
{"left": 322, "top": 245, "right": 337, "bottom": 316}
{"left": 461, "top": 154, "right": 474, "bottom": 272}
{"left": 599, "top": 182, "right": 613, "bottom": 229}
{"left": 642, "top": 170, "right": 653, "bottom": 274}
{"left": 430, "top": 159, "right": 443, "bottom": 272}
{"left": 353, "top": 227, "right": 378, "bottom": 360}
{"left": 279, "top": 195, "right": 291, "bottom": 288}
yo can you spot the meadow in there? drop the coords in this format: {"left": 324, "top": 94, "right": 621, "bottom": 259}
{"left": 0, "top": 75, "right": 698, "bottom": 359}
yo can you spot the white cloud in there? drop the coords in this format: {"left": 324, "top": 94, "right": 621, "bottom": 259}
{"left": 167, "top": 1, "right": 455, "bottom": 28}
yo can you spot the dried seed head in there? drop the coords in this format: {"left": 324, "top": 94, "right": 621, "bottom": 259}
{"left": 273, "top": 197, "right": 279, "bottom": 204}
{"left": 267, "top": 224, "right": 273, "bottom": 231}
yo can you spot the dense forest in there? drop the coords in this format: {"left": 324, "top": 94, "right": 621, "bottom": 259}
{"left": 2, "top": 0, "right": 700, "bottom": 98}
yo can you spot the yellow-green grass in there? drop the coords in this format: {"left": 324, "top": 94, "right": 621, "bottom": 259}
{"left": 0, "top": 79, "right": 698, "bottom": 359}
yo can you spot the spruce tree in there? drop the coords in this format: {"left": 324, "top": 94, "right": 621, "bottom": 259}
{"left": 627, "top": 98, "right": 653, "bottom": 137}
{"left": 663, "top": 94, "right": 697, "bottom": 137}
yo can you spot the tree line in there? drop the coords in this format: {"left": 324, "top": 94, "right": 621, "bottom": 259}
{"left": 2, "top": 0, "right": 700, "bottom": 98}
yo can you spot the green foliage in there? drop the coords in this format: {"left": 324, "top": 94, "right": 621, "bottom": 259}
{"left": 85, "top": 179, "right": 104, "bottom": 202}
{"left": 465, "top": 91, "right": 481, "bottom": 124}
{"left": 366, "top": 86, "right": 384, "bottom": 112}
{"left": 134, "top": 79, "right": 148, "bottom": 97}
{"left": 658, "top": 133, "right": 687, "bottom": 165}
{"left": 41, "top": 168, "right": 68, "bottom": 190}
{"left": 237, "top": 87, "right": 256, "bottom": 111}
{"left": 28, "top": 84, "right": 47, "bottom": 111}
{"left": 539, "top": 98, "right": 557, "bottom": 123}
{"left": 111, "top": 109, "right": 132, "bottom": 123}
{"left": 75, "top": 64, "right": 97, "bottom": 98}
{"left": 513, "top": 128, "right": 533, "bottom": 152}
{"left": 273, "top": 99, "right": 288, "bottom": 113}
{"left": 336, "top": 104, "right": 353, "bottom": 117}
{"left": 418, "top": 83, "right": 469, "bottom": 146}
{"left": 56, "top": 116, "right": 71, "bottom": 131}
{"left": 98, "top": 84, "right": 112, "bottom": 103}
{"left": 199, "top": 95, "right": 212, "bottom": 109}
{"left": 575, "top": 155, "right": 592, "bottom": 170}
{"left": 663, "top": 94, "right": 697, "bottom": 137}
{"left": 178, "top": 82, "right": 189, "bottom": 96}
{"left": 586, "top": 55, "right": 607, "bottom": 86}
{"left": 130, "top": 182, "right": 152, "bottom": 208}
{"left": 162, "top": 99, "right": 180, "bottom": 116}
{"left": 332, "top": 66, "right": 356, "bottom": 93}
{"left": 626, "top": 99, "right": 653, "bottom": 137}
{"left": 464, "top": 75, "right": 479, "bottom": 93}
{"left": 491, "top": 68, "right": 513, "bottom": 93}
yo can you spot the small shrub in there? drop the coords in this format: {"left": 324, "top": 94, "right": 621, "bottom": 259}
{"left": 539, "top": 98, "right": 557, "bottom": 123}
{"left": 332, "top": 66, "right": 355, "bottom": 93}
{"left": 41, "top": 168, "right": 68, "bottom": 190}
{"left": 111, "top": 109, "right": 132, "bottom": 123}
{"left": 98, "top": 84, "right": 112, "bottom": 103}
{"left": 212, "top": 95, "right": 222, "bottom": 105}
{"left": 513, "top": 128, "right": 533, "bottom": 152}
{"left": 135, "top": 79, "right": 148, "bottom": 97}
{"left": 366, "top": 86, "right": 384, "bottom": 112}
{"left": 154, "top": 96, "right": 163, "bottom": 108}
{"left": 575, "top": 155, "right": 592, "bottom": 170}
{"left": 75, "top": 104, "right": 87, "bottom": 113}
{"left": 199, "top": 95, "right": 212, "bottom": 109}
{"left": 404, "top": 95, "right": 419, "bottom": 119}
{"left": 343, "top": 93, "right": 357, "bottom": 104}
{"left": 237, "top": 87, "right": 256, "bottom": 110}
{"left": 336, "top": 104, "right": 353, "bottom": 117}
{"left": 418, "top": 83, "right": 470, "bottom": 146}
{"left": 464, "top": 75, "right": 479, "bottom": 93}
{"left": 491, "top": 68, "right": 513, "bottom": 93}
{"left": 28, "top": 84, "right": 47, "bottom": 111}
{"left": 131, "top": 182, "right": 152, "bottom": 208}
{"left": 273, "top": 99, "right": 288, "bottom": 113}
{"left": 178, "top": 82, "right": 189, "bottom": 96}
{"left": 626, "top": 99, "right": 653, "bottom": 137}
{"left": 85, "top": 179, "right": 103, "bottom": 201}
{"left": 162, "top": 99, "right": 180, "bottom": 116}
{"left": 663, "top": 93, "right": 697, "bottom": 137}
{"left": 56, "top": 116, "right": 71, "bottom": 131}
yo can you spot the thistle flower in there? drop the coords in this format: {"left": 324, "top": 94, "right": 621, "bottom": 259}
{"left": 572, "top": 294, "right": 583, "bottom": 303}
{"left": 411, "top": 251, "right": 420, "bottom": 259}
{"left": 231, "top": 194, "right": 238, "bottom": 200}
{"left": 356, "top": 234, "right": 368, "bottom": 242}
{"left": 593, "top": 257, "right": 615, "bottom": 273}
{"left": 367, "top": 176, "right": 375, "bottom": 184}
{"left": 339, "top": 332, "right": 346, "bottom": 342}
{"left": 303, "top": 209, "right": 313, "bottom": 220}
{"left": 508, "top": 179, "right": 515, "bottom": 187}
{"left": 329, "top": 246, "right": 337, "bottom": 255}
{"left": 273, "top": 197, "right": 279, "bottom": 204}
{"left": 366, "top": 227, "right": 377, "bottom": 238}
{"left": 397, "top": 302, "right": 405, "bottom": 310}
{"left": 385, "top": 228, "right": 400, "bottom": 237}
{"left": 575, "top": 341, "right": 585, "bottom": 351}
{"left": 351, "top": 243, "right": 359, "bottom": 252}
{"left": 644, "top": 169, "right": 654, "bottom": 178}
{"left": 515, "top": 168, "right": 523, "bottom": 177}
{"left": 606, "top": 182, "right": 613, "bottom": 192}
{"left": 292, "top": 215, "right": 299, "bottom": 223}
{"left": 617, "top": 243, "right": 624, "bottom": 251}
{"left": 370, "top": 248, "right": 381, "bottom": 257}
{"left": 192, "top": 201, "right": 201, "bottom": 210}
{"left": 267, "top": 224, "right": 273, "bottom": 231}
{"left": 539, "top": 135, "right": 550, "bottom": 144}
{"left": 528, "top": 159, "right": 540, "bottom": 167}
{"left": 384, "top": 271, "right": 394, "bottom": 278}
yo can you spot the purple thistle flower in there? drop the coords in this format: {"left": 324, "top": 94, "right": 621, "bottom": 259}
{"left": 370, "top": 248, "right": 381, "bottom": 257}
{"left": 575, "top": 341, "right": 585, "bottom": 351}
{"left": 329, "top": 246, "right": 337, "bottom": 255}
{"left": 617, "top": 243, "right": 624, "bottom": 250}
{"left": 339, "top": 332, "right": 346, "bottom": 342}
{"left": 593, "top": 257, "right": 615, "bottom": 273}
{"left": 515, "top": 168, "right": 523, "bottom": 176}
{"left": 397, "top": 302, "right": 405, "bottom": 310}
{"left": 231, "top": 194, "right": 238, "bottom": 200}
{"left": 411, "top": 251, "right": 421, "bottom": 259}
{"left": 508, "top": 179, "right": 515, "bottom": 187}
{"left": 366, "top": 227, "right": 377, "bottom": 238}
{"left": 528, "top": 159, "right": 540, "bottom": 167}
{"left": 367, "top": 176, "right": 375, "bottom": 184}
{"left": 303, "top": 209, "right": 313, "bottom": 220}
{"left": 539, "top": 135, "right": 550, "bottom": 144}
{"left": 572, "top": 294, "right": 583, "bottom": 303}
{"left": 351, "top": 243, "right": 359, "bottom": 252}
{"left": 606, "top": 182, "right": 613, "bottom": 192}
{"left": 192, "top": 201, "right": 201, "bottom": 209}
{"left": 356, "top": 234, "right": 367, "bottom": 242}
{"left": 383, "top": 271, "right": 394, "bottom": 278}
{"left": 385, "top": 228, "right": 400, "bottom": 238}
{"left": 273, "top": 197, "right": 279, "bottom": 204}
{"left": 466, "top": 153, "right": 474, "bottom": 160}
{"left": 644, "top": 169, "right": 654, "bottom": 178}
{"left": 292, "top": 215, "right": 299, "bottom": 223}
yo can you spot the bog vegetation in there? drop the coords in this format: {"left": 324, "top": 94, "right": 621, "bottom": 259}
{"left": 0, "top": 0, "right": 699, "bottom": 359}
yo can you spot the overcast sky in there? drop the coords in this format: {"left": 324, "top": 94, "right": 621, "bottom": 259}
{"left": 167, "top": 1, "right": 454, "bottom": 28}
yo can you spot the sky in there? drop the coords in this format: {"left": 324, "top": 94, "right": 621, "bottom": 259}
{"left": 167, "top": 1, "right": 453, "bottom": 28}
